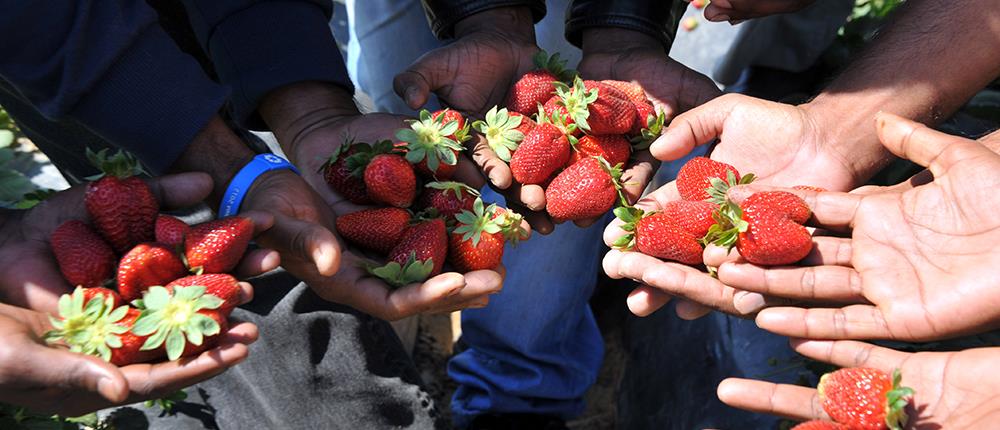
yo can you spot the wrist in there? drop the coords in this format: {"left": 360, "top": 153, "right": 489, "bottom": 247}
{"left": 170, "top": 116, "right": 256, "bottom": 206}
{"left": 218, "top": 154, "right": 300, "bottom": 218}
{"left": 800, "top": 96, "right": 892, "bottom": 186}
{"left": 454, "top": 6, "right": 536, "bottom": 45}
{"left": 582, "top": 28, "right": 662, "bottom": 56}
{"left": 259, "top": 81, "right": 360, "bottom": 162}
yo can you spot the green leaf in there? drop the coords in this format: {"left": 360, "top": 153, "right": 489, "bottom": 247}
{"left": 143, "top": 287, "right": 170, "bottom": 310}
{"left": 165, "top": 328, "right": 186, "bottom": 360}
{"left": 0, "top": 130, "right": 13, "bottom": 148}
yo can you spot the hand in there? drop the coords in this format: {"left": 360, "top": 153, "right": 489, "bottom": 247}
{"left": 717, "top": 339, "right": 1000, "bottom": 428}
{"left": 717, "top": 113, "right": 1000, "bottom": 341}
{"left": 0, "top": 301, "right": 257, "bottom": 417}
{"left": 694, "top": 0, "right": 818, "bottom": 23}
{"left": 0, "top": 173, "right": 278, "bottom": 313}
{"left": 261, "top": 83, "right": 513, "bottom": 320}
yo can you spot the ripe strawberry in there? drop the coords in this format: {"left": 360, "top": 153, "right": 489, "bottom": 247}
{"left": 818, "top": 368, "right": 914, "bottom": 430}
{"left": 506, "top": 50, "right": 575, "bottom": 115}
{"left": 131, "top": 285, "right": 228, "bottom": 361}
{"left": 600, "top": 80, "right": 647, "bottom": 104}
{"left": 676, "top": 157, "right": 753, "bottom": 203}
{"left": 44, "top": 289, "right": 161, "bottom": 366}
{"left": 84, "top": 149, "right": 157, "bottom": 253}
{"left": 335, "top": 207, "right": 412, "bottom": 254}
{"left": 82, "top": 287, "right": 123, "bottom": 309}
{"left": 630, "top": 101, "right": 655, "bottom": 135}
{"left": 50, "top": 220, "right": 116, "bottom": 288}
{"left": 791, "top": 421, "right": 847, "bottom": 430}
{"left": 568, "top": 134, "right": 631, "bottom": 167}
{"left": 370, "top": 218, "right": 448, "bottom": 287}
{"left": 660, "top": 200, "right": 718, "bottom": 238}
{"left": 417, "top": 181, "right": 480, "bottom": 221}
{"left": 364, "top": 153, "right": 417, "bottom": 207}
{"left": 155, "top": 215, "right": 189, "bottom": 248}
{"left": 742, "top": 191, "right": 812, "bottom": 224}
{"left": 185, "top": 216, "right": 254, "bottom": 274}
{"left": 691, "top": 0, "right": 707, "bottom": 9}
{"left": 553, "top": 77, "right": 636, "bottom": 135}
{"left": 546, "top": 157, "right": 623, "bottom": 221}
{"left": 448, "top": 199, "right": 523, "bottom": 272}
{"left": 613, "top": 207, "right": 704, "bottom": 265}
{"left": 509, "top": 122, "right": 570, "bottom": 185}
{"left": 396, "top": 109, "right": 466, "bottom": 179}
{"left": 707, "top": 191, "right": 812, "bottom": 266}
{"left": 117, "top": 243, "right": 188, "bottom": 301}
{"left": 109, "top": 308, "right": 164, "bottom": 366}
{"left": 177, "top": 308, "right": 228, "bottom": 358}
{"left": 321, "top": 139, "right": 373, "bottom": 205}
{"left": 682, "top": 17, "right": 699, "bottom": 31}
{"left": 166, "top": 274, "right": 242, "bottom": 314}
{"left": 472, "top": 106, "right": 535, "bottom": 162}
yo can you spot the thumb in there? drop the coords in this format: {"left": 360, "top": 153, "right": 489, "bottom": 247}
{"left": 27, "top": 343, "right": 129, "bottom": 403}
{"left": 875, "top": 111, "right": 995, "bottom": 178}
{"left": 650, "top": 94, "right": 739, "bottom": 161}
{"left": 394, "top": 51, "right": 451, "bottom": 110}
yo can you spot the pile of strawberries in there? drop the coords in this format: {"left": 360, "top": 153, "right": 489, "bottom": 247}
{"left": 615, "top": 156, "right": 816, "bottom": 267}
{"left": 794, "top": 367, "right": 914, "bottom": 430}
{"left": 473, "top": 51, "right": 666, "bottom": 221}
{"left": 322, "top": 112, "right": 525, "bottom": 286}
{"left": 45, "top": 149, "right": 251, "bottom": 365}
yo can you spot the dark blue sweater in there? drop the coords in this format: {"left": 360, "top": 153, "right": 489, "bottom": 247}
{"left": 0, "top": 1, "right": 352, "bottom": 174}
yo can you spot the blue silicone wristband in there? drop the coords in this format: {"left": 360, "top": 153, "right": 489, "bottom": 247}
{"left": 218, "top": 153, "right": 300, "bottom": 218}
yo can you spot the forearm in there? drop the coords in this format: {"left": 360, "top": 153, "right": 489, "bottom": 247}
{"left": 566, "top": 0, "right": 687, "bottom": 51}
{"left": 581, "top": 27, "right": 662, "bottom": 55}
{"left": 421, "top": 0, "right": 545, "bottom": 40}
{"left": 805, "top": 0, "right": 1000, "bottom": 184}
{"left": 454, "top": 6, "right": 537, "bottom": 42}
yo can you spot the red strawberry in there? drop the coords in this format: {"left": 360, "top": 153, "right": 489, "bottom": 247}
{"left": 166, "top": 274, "right": 242, "bottom": 314}
{"left": 84, "top": 149, "right": 157, "bottom": 253}
{"left": 509, "top": 122, "right": 571, "bottom": 185}
{"left": 130, "top": 285, "right": 229, "bottom": 361}
{"left": 554, "top": 77, "right": 636, "bottom": 135}
{"left": 370, "top": 218, "right": 448, "bottom": 287}
{"left": 613, "top": 207, "right": 704, "bottom": 265}
{"left": 818, "top": 368, "right": 914, "bottom": 430}
{"left": 364, "top": 153, "right": 417, "bottom": 207}
{"left": 631, "top": 105, "right": 666, "bottom": 149}
{"left": 600, "top": 80, "right": 647, "bottom": 104}
{"left": 630, "top": 101, "right": 655, "bottom": 135}
{"left": 742, "top": 191, "right": 812, "bottom": 224}
{"left": 706, "top": 191, "right": 812, "bottom": 266}
{"left": 506, "top": 50, "right": 574, "bottom": 115}
{"left": 335, "top": 207, "right": 412, "bottom": 254}
{"left": 178, "top": 309, "right": 229, "bottom": 358}
{"left": 472, "top": 106, "right": 535, "bottom": 162}
{"left": 417, "top": 181, "right": 480, "bottom": 221}
{"left": 691, "top": 0, "right": 707, "bottom": 9}
{"left": 44, "top": 289, "right": 162, "bottom": 366}
{"left": 117, "top": 243, "right": 188, "bottom": 301}
{"left": 110, "top": 308, "right": 163, "bottom": 366}
{"left": 185, "top": 216, "right": 254, "bottom": 274}
{"left": 82, "top": 287, "right": 123, "bottom": 309}
{"left": 546, "top": 157, "right": 623, "bottom": 221}
{"left": 791, "top": 421, "right": 847, "bottom": 430}
{"left": 676, "top": 157, "right": 753, "bottom": 203}
{"left": 396, "top": 109, "right": 466, "bottom": 179}
{"left": 321, "top": 139, "right": 373, "bottom": 205}
{"left": 155, "top": 215, "right": 189, "bottom": 248}
{"left": 448, "top": 199, "right": 523, "bottom": 272}
{"left": 568, "top": 134, "right": 631, "bottom": 167}
{"left": 50, "top": 220, "right": 116, "bottom": 288}
{"left": 660, "top": 200, "right": 718, "bottom": 238}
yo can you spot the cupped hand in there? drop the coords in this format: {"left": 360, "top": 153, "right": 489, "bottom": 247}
{"left": 716, "top": 113, "right": 1000, "bottom": 341}
{"left": 717, "top": 339, "right": 1000, "bottom": 428}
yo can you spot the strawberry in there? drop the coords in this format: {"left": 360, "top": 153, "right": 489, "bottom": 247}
{"left": 630, "top": 103, "right": 667, "bottom": 151}
{"left": 177, "top": 308, "right": 228, "bottom": 358}
{"left": 448, "top": 199, "right": 524, "bottom": 272}
{"left": 155, "top": 215, "right": 189, "bottom": 248}
{"left": 185, "top": 216, "right": 254, "bottom": 274}
{"left": 660, "top": 200, "right": 718, "bottom": 238}
{"left": 370, "top": 218, "right": 448, "bottom": 287}
{"left": 44, "top": 288, "right": 161, "bottom": 366}
{"left": 676, "top": 157, "right": 754, "bottom": 203}
{"left": 417, "top": 181, "right": 480, "bottom": 221}
{"left": 166, "top": 274, "right": 242, "bottom": 314}
{"left": 818, "top": 368, "right": 914, "bottom": 430}
{"left": 791, "top": 421, "right": 847, "bottom": 430}
{"left": 630, "top": 101, "right": 656, "bottom": 135}
{"left": 321, "top": 139, "right": 373, "bottom": 205}
{"left": 131, "top": 285, "right": 227, "bottom": 361}
{"left": 50, "top": 220, "right": 116, "bottom": 288}
{"left": 84, "top": 149, "right": 158, "bottom": 253}
{"left": 742, "top": 191, "right": 812, "bottom": 224}
{"left": 335, "top": 207, "right": 412, "bottom": 254}
{"left": 506, "top": 50, "right": 575, "bottom": 115}
{"left": 117, "top": 243, "right": 187, "bottom": 301}
{"left": 472, "top": 106, "right": 535, "bottom": 162}
{"left": 553, "top": 77, "right": 636, "bottom": 135}
{"left": 568, "top": 134, "right": 631, "bottom": 167}
{"left": 546, "top": 157, "right": 623, "bottom": 221}
{"left": 682, "top": 17, "right": 699, "bottom": 31}
{"left": 707, "top": 191, "right": 812, "bottom": 266}
{"left": 600, "top": 80, "right": 647, "bottom": 104}
{"left": 613, "top": 207, "right": 704, "bottom": 265}
{"left": 364, "top": 153, "right": 417, "bottom": 208}
{"left": 82, "top": 287, "right": 123, "bottom": 309}
{"left": 509, "top": 122, "right": 570, "bottom": 185}
{"left": 691, "top": 0, "right": 707, "bottom": 8}
{"left": 395, "top": 109, "right": 466, "bottom": 179}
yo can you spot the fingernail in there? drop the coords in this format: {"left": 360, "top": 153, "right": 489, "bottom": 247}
{"left": 406, "top": 87, "right": 420, "bottom": 105}
{"left": 874, "top": 110, "right": 885, "bottom": 130}
{"left": 97, "top": 376, "right": 123, "bottom": 402}
{"left": 733, "top": 291, "right": 766, "bottom": 315}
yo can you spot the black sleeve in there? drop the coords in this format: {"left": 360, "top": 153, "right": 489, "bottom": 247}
{"left": 565, "top": 0, "right": 688, "bottom": 51}
{"left": 420, "top": 0, "right": 546, "bottom": 39}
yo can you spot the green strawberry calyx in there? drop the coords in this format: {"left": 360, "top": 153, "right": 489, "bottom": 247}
{"left": 471, "top": 106, "right": 525, "bottom": 162}
{"left": 368, "top": 252, "right": 435, "bottom": 288}
{"left": 702, "top": 199, "right": 748, "bottom": 250}
{"left": 453, "top": 198, "right": 504, "bottom": 248}
{"left": 553, "top": 77, "right": 598, "bottom": 133}
{"left": 611, "top": 206, "right": 647, "bottom": 251}
{"left": 318, "top": 137, "right": 361, "bottom": 174}
{"left": 706, "top": 169, "right": 756, "bottom": 206}
{"left": 131, "top": 286, "right": 224, "bottom": 361}
{"left": 395, "top": 109, "right": 465, "bottom": 173}
{"left": 342, "top": 140, "right": 394, "bottom": 177}
{"left": 531, "top": 50, "right": 577, "bottom": 83}
{"left": 492, "top": 207, "right": 527, "bottom": 245}
{"left": 885, "top": 368, "right": 915, "bottom": 430}
{"left": 630, "top": 110, "right": 667, "bottom": 150}
{"left": 536, "top": 105, "right": 578, "bottom": 138}
{"left": 85, "top": 148, "right": 149, "bottom": 180}
{"left": 425, "top": 181, "right": 480, "bottom": 200}
{"left": 44, "top": 287, "right": 130, "bottom": 363}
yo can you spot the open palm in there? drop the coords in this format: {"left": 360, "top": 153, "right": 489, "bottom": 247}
{"left": 718, "top": 339, "right": 1000, "bottom": 428}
